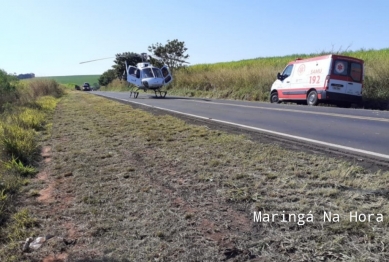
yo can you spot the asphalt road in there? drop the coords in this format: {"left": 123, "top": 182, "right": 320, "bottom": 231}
{"left": 92, "top": 91, "right": 389, "bottom": 160}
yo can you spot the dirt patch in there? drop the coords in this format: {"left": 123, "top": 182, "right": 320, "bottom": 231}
{"left": 37, "top": 171, "right": 49, "bottom": 181}
{"left": 42, "top": 253, "right": 68, "bottom": 262}
{"left": 41, "top": 146, "right": 52, "bottom": 163}
{"left": 63, "top": 222, "right": 77, "bottom": 239}
{"left": 20, "top": 142, "right": 80, "bottom": 261}
{"left": 37, "top": 182, "right": 55, "bottom": 203}
{"left": 36, "top": 147, "right": 54, "bottom": 203}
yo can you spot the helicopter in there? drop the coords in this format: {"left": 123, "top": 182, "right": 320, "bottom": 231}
{"left": 80, "top": 53, "right": 187, "bottom": 98}
{"left": 125, "top": 53, "right": 173, "bottom": 98}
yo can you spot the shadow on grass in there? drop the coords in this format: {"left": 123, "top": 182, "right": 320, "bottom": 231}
{"left": 75, "top": 258, "right": 131, "bottom": 262}
{"left": 363, "top": 98, "right": 389, "bottom": 111}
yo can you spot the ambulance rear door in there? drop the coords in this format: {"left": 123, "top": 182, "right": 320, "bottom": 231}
{"left": 329, "top": 58, "right": 363, "bottom": 96}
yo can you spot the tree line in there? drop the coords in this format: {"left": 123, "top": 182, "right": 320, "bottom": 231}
{"left": 98, "top": 39, "right": 189, "bottom": 86}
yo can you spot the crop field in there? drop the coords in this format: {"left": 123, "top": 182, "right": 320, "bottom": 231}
{"left": 36, "top": 75, "right": 100, "bottom": 86}
{"left": 2, "top": 91, "right": 389, "bottom": 261}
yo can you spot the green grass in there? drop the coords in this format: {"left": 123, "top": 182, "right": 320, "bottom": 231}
{"left": 4, "top": 157, "right": 38, "bottom": 177}
{"left": 36, "top": 75, "right": 100, "bottom": 86}
{"left": 0, "top": 72, "right": 62, "bottom": 261}
{"left": 1, "top": 79, "right": 64, "bottom": 111}
{"left": 1, "top": 123, "right": 38, "bottom": 164}
{"left": 0, "top": 96, "right": 58, "bottom": 260}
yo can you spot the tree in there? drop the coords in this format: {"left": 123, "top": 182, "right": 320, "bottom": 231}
{"left": 0, "top": 69, "right": 18, "bottom": 93}
{"left": 98, "top": 69, "right": 116, "bottom": 86}
{"left": 111, "top": 52, "right": 143, "bottom": 79}
{"left": 148, "top": 39, "right": 189, "bottom": 72}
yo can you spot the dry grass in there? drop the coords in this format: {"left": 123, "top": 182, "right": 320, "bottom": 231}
{"left": 100, "top": 79, "right": 131, "bottom": 92}
{"left": 5, "top": 92, "right": 389, "bottom": 261}
{"left": 168, "top": 48, "right": 389, "bottom": 109}
{"left": 100, "top": 48, "right": 389, "bottom": 109}
{"left": 0, "top": 95, "right": 61, "bottom": 262}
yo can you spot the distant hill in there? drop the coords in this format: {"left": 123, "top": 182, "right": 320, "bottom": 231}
{"left": 36, "top": 75, "right": 100, "bottom": 85}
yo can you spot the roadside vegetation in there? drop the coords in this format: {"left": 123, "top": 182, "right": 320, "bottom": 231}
{"left": 170, "top": 48, "right": 389, "bottom": 110}
{"left": 0, "top": 70, "right": 63, "bottom": 261}
{"left": 0, "top": 47, "right": 387, "bottom": 260}
{"left": 5, "top": 92, "right": 389, "bottom": 261}
{"left": 36, "top": 75, "right": 100, "bottom": 91}
{"left": 97, "top": 47, "right": 389, "bottom": 110}
{"left": 99, "top": 78, "right": 132, "bottom": 91}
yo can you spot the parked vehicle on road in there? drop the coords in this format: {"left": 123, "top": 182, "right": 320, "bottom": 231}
{"left": 82, "top": 82, "right": 91, "bottom": 91}
{"left": 270, "top": 55, "right": 364, "bottom": 107}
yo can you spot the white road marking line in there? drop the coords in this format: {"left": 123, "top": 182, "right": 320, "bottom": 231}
{"left": 181, "top": 99, "right": 389, "bottom": 123}
{"left": 100, "top": 94, "right": 389, "bottom": 161}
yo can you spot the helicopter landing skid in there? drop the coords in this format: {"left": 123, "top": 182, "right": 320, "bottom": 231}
{"left": 129, "top": 91, "right": 139, "bottom": 98}
{"left": 154, "top": 90, "right": 167, "bottom": 98}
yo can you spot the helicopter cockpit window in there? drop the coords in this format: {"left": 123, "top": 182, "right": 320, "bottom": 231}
{"left": 128, "top": 67, "right": 136, "bottom": 75}
{"left": 161, "top": 67, "right": 170, "bottom": 77}
{"left": 152, "top": 68, "right": 163, "bottom": 78}
{"left": 142, "top": 68, "right": 154, "bottom": 78}
{"left": 164, "top": 75, "right": 172, "bottom": 84}
{"left": 135, "top": 70, "right": 140, "bottom": 78}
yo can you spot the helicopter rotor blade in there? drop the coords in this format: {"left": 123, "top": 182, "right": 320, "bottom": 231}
{"left": 163, "top": 56, "right": 189, "bottom": 64}
{"left": 148, "top": 54, "right": 163, "bottom": 62}
{"left": 79, "top": 57, "right": 115, "bottom": 64}
{"left": 148, "top": 54, "right": 190, "bottom": 64}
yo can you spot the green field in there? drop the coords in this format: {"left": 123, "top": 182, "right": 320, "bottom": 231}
{"left": 36, "top": 75, "right": 100, "bottom": 86}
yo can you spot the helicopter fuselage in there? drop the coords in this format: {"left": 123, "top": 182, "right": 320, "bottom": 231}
{"left": 79, "top": 52, "right": 185, "bottom": 98}
{"left": 126, "top": 61, "right": 173, "bottom": 98}
{"left": 126, "top": 63, "right": 172, "bottom": 90}
{"left": 141, "top": 76, "right": 164, "bottom": 89}
{"left": 138, "top": 66, "right": 164, "bottom": 89}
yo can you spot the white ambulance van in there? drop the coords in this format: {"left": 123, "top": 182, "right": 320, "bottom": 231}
{"left": 270, "top": 55, "right": 364, "bottom": 106}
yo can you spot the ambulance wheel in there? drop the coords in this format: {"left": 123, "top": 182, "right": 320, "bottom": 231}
{"left": 307, "top": 91, "right": 318, "bottom": 106}
{"left": 270, "top": 92, "right": 280, "bottom": 104}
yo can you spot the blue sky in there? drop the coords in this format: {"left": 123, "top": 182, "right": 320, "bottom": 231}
{"left": 1, "top": 0, "right": 389, "bottom": 76}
